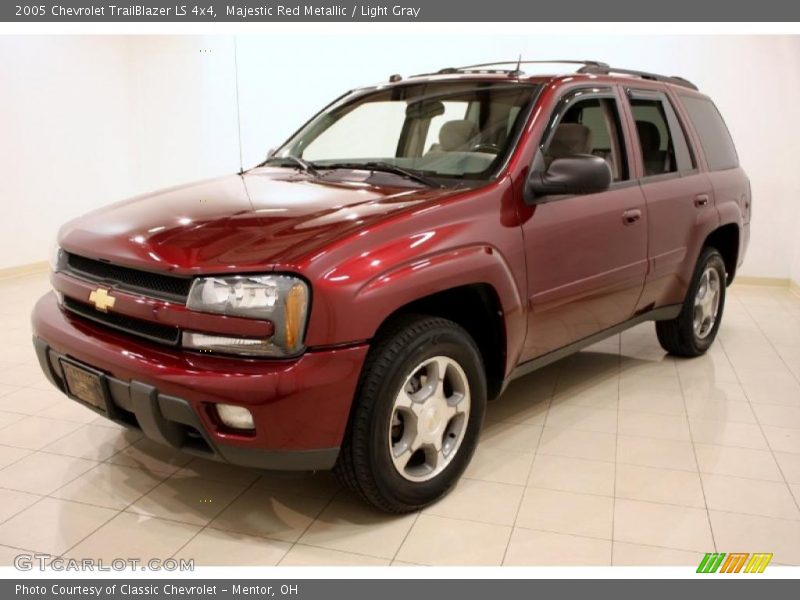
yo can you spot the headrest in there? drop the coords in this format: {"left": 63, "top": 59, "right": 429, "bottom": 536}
{"left": 548, "top": 123, "right": 593, "bottom": 158}
{"left": 636, "top": 121, "right": 662, "bottom": 153}
{"left": 439, "top": 119, "right": 479, "bottom": 151}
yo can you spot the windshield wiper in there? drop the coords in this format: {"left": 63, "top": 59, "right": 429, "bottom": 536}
{"left": 258, "top": 155, "right": 320, "bottom": 178}
{"left": 321, "top": 161, "right": 441, "bottom": 187}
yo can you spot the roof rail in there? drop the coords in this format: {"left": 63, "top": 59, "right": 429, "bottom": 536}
{"left": 447, "top": 59, "right": 610, "bottom": 73}
{"left": 576, "top": 64, "right": 699, "bottom": 91}
{"left": 406, "top": 59, "right": 699, "bottom": 91}
{"left": 411, "top": 59, "right": 609, "bottom": 78}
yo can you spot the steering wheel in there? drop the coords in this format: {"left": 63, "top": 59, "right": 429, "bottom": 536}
{"left": 469, "top": 143, "right": 501, "bottom": 154}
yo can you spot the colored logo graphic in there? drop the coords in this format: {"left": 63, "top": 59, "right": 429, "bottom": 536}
{"left": 697, "top": 553, "right": 773, "bottom": 573}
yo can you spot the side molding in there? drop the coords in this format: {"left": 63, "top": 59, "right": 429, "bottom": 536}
{"left": 509, "top": 304, "right": 681, "bottom": 381}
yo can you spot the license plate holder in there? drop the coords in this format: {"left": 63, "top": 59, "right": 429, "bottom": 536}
{"left": 60, "top": 359, "right": 109, "bottom": 413}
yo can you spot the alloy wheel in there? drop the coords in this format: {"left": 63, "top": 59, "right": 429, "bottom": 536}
{"left": 388, "top": 356, "right": 471, "bottom": 482}
{"left": 693, "top": 266, "right": 721, "bottom": 339}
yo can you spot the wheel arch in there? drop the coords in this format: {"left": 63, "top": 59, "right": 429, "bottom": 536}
{"left": 374, "top": 283, "right": 508, "bottom": 401}
{"left": 704, "top": 223, "right": 740, "bottom": 285}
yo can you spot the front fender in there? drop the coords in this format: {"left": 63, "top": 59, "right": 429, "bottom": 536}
{"left": 304, "top": 243, "right": 526, "bottom": 375}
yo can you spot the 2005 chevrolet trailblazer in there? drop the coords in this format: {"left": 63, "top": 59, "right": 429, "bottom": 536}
{"left": 32, "top": 61, "right": 750, "bottom": 512}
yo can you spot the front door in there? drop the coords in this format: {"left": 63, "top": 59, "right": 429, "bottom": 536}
{"left": 520, "top": 87, "right": 648, "bottom": 361}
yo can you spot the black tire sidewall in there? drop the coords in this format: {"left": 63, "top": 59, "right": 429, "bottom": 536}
{"left": 363, "top": 324, "right": 486, "bottom": 509}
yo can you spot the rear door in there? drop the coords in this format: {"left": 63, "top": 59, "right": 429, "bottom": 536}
{"left": 622, "top": 88, "right": 716, "bottom": 310}
{"left": 520, "top": 86, "right": 648, "bottom": 360}
{"left": 677, "top": 93, "right": 751, "bottom": 274}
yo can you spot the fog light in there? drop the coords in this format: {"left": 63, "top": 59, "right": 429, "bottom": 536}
{"left": 216, "top": 404, "right": 255, "bottom": 430}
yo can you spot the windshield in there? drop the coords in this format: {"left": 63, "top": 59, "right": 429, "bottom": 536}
{"left": 275, "top": 81, "right": 539, "bottom": 183}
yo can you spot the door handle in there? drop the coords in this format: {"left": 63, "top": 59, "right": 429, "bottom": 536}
{"left": 694, "top": 194, "right": 710, "bottom": 207}
{"left": 622, "top": 209, "right": 642, "bottom": 225}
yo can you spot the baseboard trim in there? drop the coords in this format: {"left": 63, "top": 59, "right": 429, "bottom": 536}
{"left": 733, "top": 276, "right": 791, "bottom": 287}
{"left": 791, "top": 280, "right": 800, "bottom": 298}
{"left": 0, "top": 261, "right": 49, "bottom": 281}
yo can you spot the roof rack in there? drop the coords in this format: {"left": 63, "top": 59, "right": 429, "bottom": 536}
{"left": 411, "top": 60, "right": 609, "bottom": 78}
{"left": 576, "top": 64, "right": 698, "bottom": 91}
{"left": 407, "top": 59, "right": 699, "bottom": 91}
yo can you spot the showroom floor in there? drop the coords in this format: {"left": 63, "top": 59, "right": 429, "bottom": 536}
{"left": 0, "top": 274, "right": 798, "bottom": 567}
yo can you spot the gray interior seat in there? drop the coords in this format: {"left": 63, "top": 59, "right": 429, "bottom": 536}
{"left": 438, "top": 119, "right": 480, "bottom": 152}
{"left": 636, "top": 120, "right": 670, "bottom": 175}
{"left": 419, "top": 118, "right": 497, "bottom": 174}
{"left": 548, "top": 123, "right": 594, "bottom": 159}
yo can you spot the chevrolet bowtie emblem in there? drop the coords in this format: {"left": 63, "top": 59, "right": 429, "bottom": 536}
{"left": 89, "top": 288, "right": 116, "bottom": 312}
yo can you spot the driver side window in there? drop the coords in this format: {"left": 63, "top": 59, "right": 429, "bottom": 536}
{"left": 545, "top": 95, "right": 629, "bottom": 182}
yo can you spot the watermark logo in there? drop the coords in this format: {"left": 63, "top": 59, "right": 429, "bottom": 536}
{"left": 697, "top": 552, "right": 773, "bottom": 573}
{"left": 13, "top": 553, "right": 194, "bottom": 572}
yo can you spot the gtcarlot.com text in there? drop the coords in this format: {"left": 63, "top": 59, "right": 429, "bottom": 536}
{"left": 14, "top": 553, "right": 194, "bottom": 572}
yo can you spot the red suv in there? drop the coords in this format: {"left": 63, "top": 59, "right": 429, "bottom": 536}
{"left": 32, "top": 61, "right": 750, "bottom": 512}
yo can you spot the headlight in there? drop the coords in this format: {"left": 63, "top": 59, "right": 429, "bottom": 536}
{"left": 184, "top": 275, "right": 309, "bottom": 357}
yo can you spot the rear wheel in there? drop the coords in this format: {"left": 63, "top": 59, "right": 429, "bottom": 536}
{"left": 656, "top": 247, "right": 726, "bottom": 357}
{"left": 334, "top": 315, "right": 486, "bottom": 513}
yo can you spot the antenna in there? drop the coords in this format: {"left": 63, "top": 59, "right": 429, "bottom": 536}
{"left": 233, "top": 36, "right": 245, "bottom": 175}
{"left": 511, "top": 54, "right": 523, "bottom": 77}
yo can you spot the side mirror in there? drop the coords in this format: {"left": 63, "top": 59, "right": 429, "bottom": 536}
{"left": 266, "top": 148, "right": 278, "bottom": 159}
{"left": 524, "top": 153, "right": 612, "bottom": 204}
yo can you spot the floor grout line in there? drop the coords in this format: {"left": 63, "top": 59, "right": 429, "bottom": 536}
{"left": 167, "top": 475, "right": 270, "bottom": 563}
{"left": 675, "top": 351, "right": 717, "bottom": 553}
{"left": 387, "top": 509, "right": 421, "bottom": 565}
{"left": 0, "top": 428, "right": 166, "bottom": 556}
{"left": 275, "top": 490, "right": 342, "bottom": 566}
{"left": 718, "top": 335, "right": 800, "bottom": 516}
{"left": 498, "top": 358, "right": 563, "bottom": 566}
{"left": 12, "top": 441, "right": 176, "bottom": 557}
{"left": 610, "top": 333, "right": 622, "bottom": 566}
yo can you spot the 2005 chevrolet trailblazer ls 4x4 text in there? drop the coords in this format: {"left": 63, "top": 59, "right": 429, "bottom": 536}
{"left": 32, "top": 60, "right": 750, "bottom": 512}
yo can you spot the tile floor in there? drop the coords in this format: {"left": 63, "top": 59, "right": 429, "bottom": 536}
{"left": 0, "top": 274, "right": 798, "bottom": 566}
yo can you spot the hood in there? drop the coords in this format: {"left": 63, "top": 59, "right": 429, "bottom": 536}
{"left": 59, "top": 167, "right": 463, "bottom": 274}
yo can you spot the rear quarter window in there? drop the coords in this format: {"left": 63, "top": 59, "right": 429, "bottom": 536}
{"left": 679, "top": 95, "right": 739, "bottom": 171}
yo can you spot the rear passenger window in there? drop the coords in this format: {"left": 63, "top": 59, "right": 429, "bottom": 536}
{"left": 629, "top": 92, "right": 694, "bottom": 177}
{"left": 680, "top": 95, "right": 739, "bottom": 171}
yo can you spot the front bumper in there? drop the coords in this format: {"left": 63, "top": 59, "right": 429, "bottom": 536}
{"left": 32, "top": 292, "right": 368, "bottom": 471}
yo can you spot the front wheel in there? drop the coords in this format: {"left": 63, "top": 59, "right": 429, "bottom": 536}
{"left": 656, "top": 247, "right": 727, "bottom": 357}
{"left": 334, "top": 315, "right": 487, "bottom": 513}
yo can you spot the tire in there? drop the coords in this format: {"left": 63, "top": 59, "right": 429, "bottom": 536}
{"left": 656, "top": 247, "right": 727, "bottom": 357}
{"left": 333, "top": 314, "right": 487, "bottom": 513}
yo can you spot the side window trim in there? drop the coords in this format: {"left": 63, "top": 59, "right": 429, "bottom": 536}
{"left": 626, "top": 88, "right": 698, "bottom": 181}
{"left": 665, "top": 88, "right": 704, "bottom": 172}
{"left": 539, "top": 86, "right": 631, "bottom": 185}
